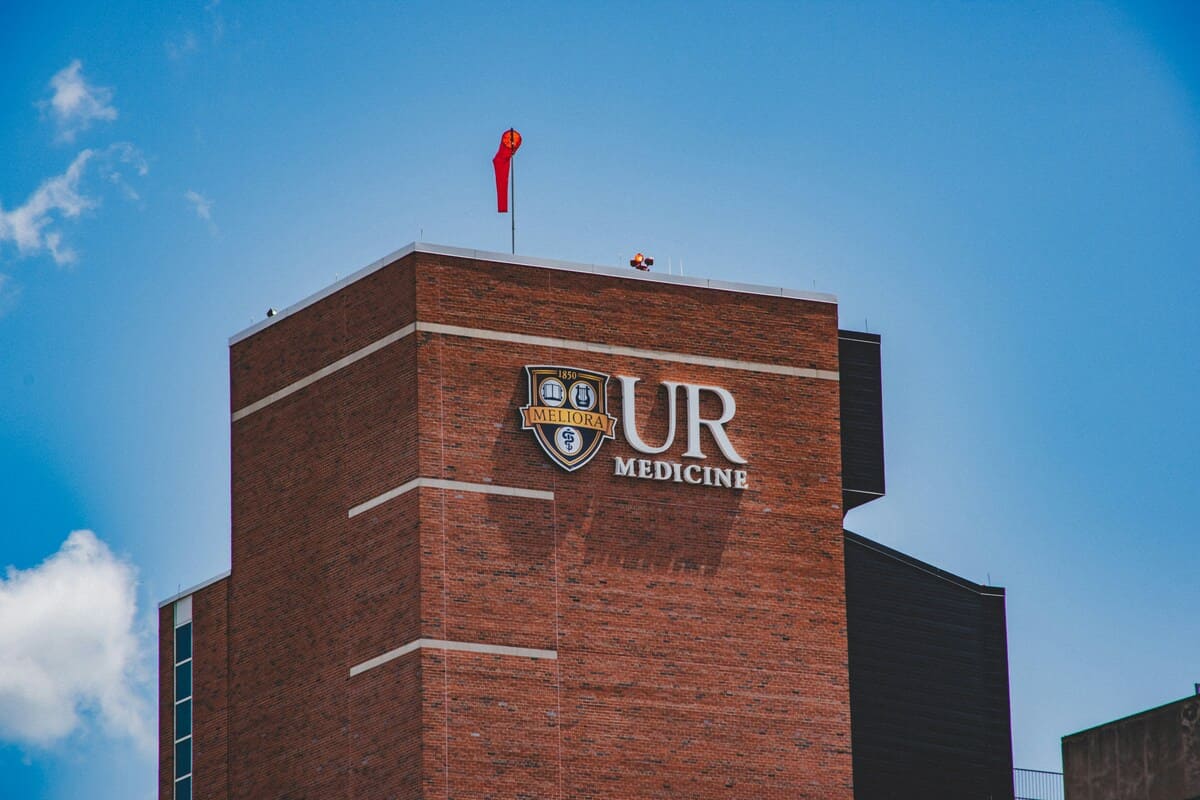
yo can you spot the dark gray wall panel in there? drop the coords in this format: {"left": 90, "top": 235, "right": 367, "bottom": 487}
{"left": 838, "top": 331, "right": 884, "bottom": 511}
{"left": 845, "top": 530, "right": 1015, "bottom": 800}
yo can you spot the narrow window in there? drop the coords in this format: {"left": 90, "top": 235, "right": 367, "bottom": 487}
{"left": 174, "top": 737, "right": 192, "bottom": 780}
{"left": 175, "top": 622, "right": 192, "bottom": 663}
{"left": 174, "top": 597, "right": 193, "bottom": 799}
{"left": 174, "top": 660, "right": 192, "bottom": 702}
{"left": 174, "top": 698, "right": 192, "bottom": 741}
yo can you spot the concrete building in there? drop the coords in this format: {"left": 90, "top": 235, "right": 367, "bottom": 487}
{"left": 159, "top": 243, "right": 1015, "bottom": 799}
{"left": 1063, "top": 694, "right": 1200, "bottom": 800}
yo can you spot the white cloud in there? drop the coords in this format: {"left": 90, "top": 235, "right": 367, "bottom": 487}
{"left": 40, "top": 60, "right": 118, "bottom": 143}
{"left": 165, "top": 31, "right": 199, "bottom": 61}
{"left": 206, "top": 0, "right": 225, "bottom": 42}
{"left": 184, "top": 189, "right": 218, "bottom": 237}
{"left": 0, "top": 150, "right": 95, "bottom": 265}
{"left": 184, "top": 189, "right": 212, "bottom": 221}
{"left": 0, "top": 531, "right": 151, "bottom": 750}
{"left": 100, "top": 142, "right": 150, "bottom": 202}
{"left": 0, "top": 144, "right": 146, "bottom": 265}
{"left": 166, "top": 2, "right": 225, "bottom": 61}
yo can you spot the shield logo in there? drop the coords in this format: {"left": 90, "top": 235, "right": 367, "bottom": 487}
{"left": 519, "top": 365, "right": 618, "bottom": 471}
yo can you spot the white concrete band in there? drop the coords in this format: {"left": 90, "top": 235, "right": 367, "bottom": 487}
{"left": 348, "top": 477, "right": 554, "bottom": 518}
{"left": 349, "top": 638, "right": 558, "bottom": 677}
{"left": 417, "top": 322, "right": 840, "bottom": 381}
{"left": 231, "top": 324, "right": 417, "bottom": 421}
{"left": 232, "top": 320, "right": 839, "bottom": 421}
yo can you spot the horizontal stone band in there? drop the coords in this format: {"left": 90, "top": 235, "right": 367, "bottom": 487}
{"left": 231, "top": 324, "right": 416, "bottom": 421}
{"left": 348, "top": 477, "right": 554, "bottom": 518}
{"left": 349, "top": 638, "right": 558, "bottom": 677}
{"left": 232, "top": 321, "right": 838, "bottom": 421}
{"left": 420, "top": 321, "right": 839, "bottom": 382}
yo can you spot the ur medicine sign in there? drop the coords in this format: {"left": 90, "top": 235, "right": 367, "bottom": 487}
{"left": 520, "top": 365, "right": 750, "bottom": 490}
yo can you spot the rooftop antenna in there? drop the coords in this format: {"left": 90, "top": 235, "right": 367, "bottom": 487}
{"left": 510, "top": 146, "right": 515, "bottom": 253}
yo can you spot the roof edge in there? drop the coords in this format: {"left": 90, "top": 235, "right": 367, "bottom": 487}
{"left": 844, "top": 530, "right": 1005, "bottom": 596}
{"left": 229, "top": 242, "right": 838, "bottom": 345}
{"left": 1063, "top": 693, "right": 1200, "bottom": 740}
{"left": 158, "top": 569, "right": 231, "bottom": 608}
{"left": 838, "top": 329, "right": 881, "bottom": 343}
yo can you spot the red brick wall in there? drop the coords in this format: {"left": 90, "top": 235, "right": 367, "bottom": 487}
{"left": 193, "top": 582, "right": 230, "bottom": 800}
{"left": 219, "top": 250, "right": 852, "bottom": 798}
{"left": 228, "top": 260, "right": 420, "bottom": 798}
{"left": 230, "top": 255, "right": 417, "bottom": 411}
{"left": 159, "top": 578, "right": 229, "bottom": 800}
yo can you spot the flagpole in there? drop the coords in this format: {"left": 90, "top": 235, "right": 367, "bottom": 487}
{"left": 510, "top": 128, "right": 516, "bottom": 254}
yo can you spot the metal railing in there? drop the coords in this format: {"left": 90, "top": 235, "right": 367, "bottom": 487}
{"left": 1014, "top": 767, "right": 1064, "bottom": 800}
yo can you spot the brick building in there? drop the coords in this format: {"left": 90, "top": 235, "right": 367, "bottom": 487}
{"left": 159, "top": 243, "right": 1015, "bottom": 799}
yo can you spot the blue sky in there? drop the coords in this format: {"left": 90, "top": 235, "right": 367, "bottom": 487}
{"left": 2, "top": 2, "right": 1198, "bottom": 797}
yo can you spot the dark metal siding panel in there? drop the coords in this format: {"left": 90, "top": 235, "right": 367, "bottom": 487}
{"left": 838, "top": 332, "right": 884, "bottom": 511}
{"left": 982, "top": 593, "right": 1017, "bottom": 796}
{"left": 845, "top": 531, "right": 1015, "bottom": 800}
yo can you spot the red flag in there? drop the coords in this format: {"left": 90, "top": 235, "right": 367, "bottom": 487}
{"left": 492, "top": 128, "right": 522, "bottom": 212}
